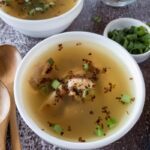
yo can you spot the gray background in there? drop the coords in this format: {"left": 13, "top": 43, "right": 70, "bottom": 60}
{"left": 0, "top": 0, "right": 150, "bottom": 149}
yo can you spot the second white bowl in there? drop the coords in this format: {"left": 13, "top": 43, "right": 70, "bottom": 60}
{"left": 103, "top": 18, "right": 150, "bottom": 63}
{"left": 0, "top": 0, "right": 84, "bottom": 38}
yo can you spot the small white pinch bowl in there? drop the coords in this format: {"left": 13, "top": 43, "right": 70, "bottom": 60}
{"left": 103, "top": 18, "right": 150, "bottom": 63}
{"left": 0, "top": 0, "right": 84, "bottom": 38}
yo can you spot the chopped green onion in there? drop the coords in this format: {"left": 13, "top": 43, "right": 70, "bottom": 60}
{"left": 121, "top": 94, "right": 131, "bottom": 104}
{"left": 29, "top": 8, "right": 36, "bottom": 16}
{"left": 92, "top": 16, "right": 101, "bottom": 23}
{"left": 0, "top": 0, "right": 11, "bottom": 6}
{"left": 3, "top": 0, "right": 11, "bottom": 4}
{"left": 26, "top": 1, "right": 56, "bottom": 16}
{"left": 83, "top": 63, "right": 89, "bottom": 71}
{"left": 52, "top": 124, "right": 63, "bottom": 134}
{"left": 44, "top": 4, "right": 50, "bottom": 10}
{"left": 47, "top": 58, "right": 54, "bottom": 65}
{"left": 35, "top": 7, "right": 44, "bottom": 12}
{"left": 49, "top": 1, "right": 55, "bottom": 7}
{"left": 25, "top": 0, "right": 30, "bottom": 3}
{"left": 108, "top": 26, "right": 150, "bottom": 54}
{"left": 106, "top": 118, "right": 117, "bottom": 129}
{"left": 82, "top": 88, "right": 89, "bottom": 98}
{"left": 94, "top": 125, "right": 105, "bottom": 137}
{"left": 51, "top": 80, "right": 61, "bottom": 90}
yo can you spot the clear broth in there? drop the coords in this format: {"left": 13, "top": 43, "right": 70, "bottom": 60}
{"left": 22, "top": 41, "right": 134, "bottom": 142}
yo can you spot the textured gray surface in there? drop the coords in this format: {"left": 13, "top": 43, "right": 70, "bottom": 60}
{"left": 0, "top": 0, "right": 150, "bottom": 149}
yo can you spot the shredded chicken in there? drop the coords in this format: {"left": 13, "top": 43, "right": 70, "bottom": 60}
{"left": 30, "top": 58, "right": 100, "bottom": 110}
{"left": 29, "top": 60, "right": 54, "bottom": 89}
{"left": 40, "top": 77, "right": 95, "bottom": 109}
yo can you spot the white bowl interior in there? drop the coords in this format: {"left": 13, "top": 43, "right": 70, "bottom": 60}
{"left": 14, "top": 32, "right": 145, "bottom": 149}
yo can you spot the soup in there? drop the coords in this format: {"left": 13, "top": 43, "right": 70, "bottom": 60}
{"left": 21, "top": 41, "right": 134, "bottom": 142}
{"left": 0, "top": 0, "right": 77, "bottom": 20}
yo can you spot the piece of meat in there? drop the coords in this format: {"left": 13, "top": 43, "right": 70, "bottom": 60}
{"left": 39, "top": 84, "right": 65, "bottom": 110}
{"left": 29, "top": 61, "right": 54, "bottom": 89}
{"left": 67, "top": 78, "right": 95, "bottom": 97}
{"left": 40, "top": 77, "right": 95, "bottom": 110}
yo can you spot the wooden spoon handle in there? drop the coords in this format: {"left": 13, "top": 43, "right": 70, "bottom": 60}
{"left": 10, "top": 95, "right": 21, "bottom": 150}
{"left": 0, "top": 118, "right": 9, "bottom": 150}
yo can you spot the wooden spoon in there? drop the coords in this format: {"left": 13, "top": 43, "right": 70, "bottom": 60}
{"left": 0, "top": 81, "right": 10, "bottom": 150}
{"left": 0, "top": 44, "right": 22, "bottom": 150}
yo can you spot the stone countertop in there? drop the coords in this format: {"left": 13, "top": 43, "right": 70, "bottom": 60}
{"left": 0, "top": 0, "right": 150, "bottom": 149}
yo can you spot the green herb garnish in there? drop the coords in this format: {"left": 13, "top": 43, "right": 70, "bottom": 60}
{"left": 51, "top": 80, "right": 61, "bottom": 90}
{"left": 24, "top": 0, "right": 56, "bottom": 16}
{"left": 83, "top": 63, "right": 89, "bottom": 71}
{"left": 94, "top": 125, "right": 105, "bottom": 137}
{"left": 47, "top": 58, "right": 54, "bottom": 65}
{"left": 82, "top": 88, "right": 89, "bottom": 98}
{"left": 29, "top": 8, "right": 36, "bottom": 16}
{"left": 108, "top": 26, "right": 150, "bottom": 54}
{"left": 106, "top": 118, "right": 117, "bottom": 129}
{"left": 92, "top": 16, "right": 101, "bottom": 23}
{"left": 1, "top": 0, "right": 11, "bottom": 5}
{"left": 52, "top": 124, "right": 63, "bottom": 134}
{"left": 121, "top": 94, "right": 131, "bottom": 104}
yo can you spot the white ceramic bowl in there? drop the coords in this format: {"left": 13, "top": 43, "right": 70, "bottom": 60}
{"left": 14, "top": 32, "right": 145, "bottom": 149}
{"left": 103, "top": 18, "right": 150, "bottom": 63}
{"left": 0, "top": 0, "right": 84, "bottom": 38}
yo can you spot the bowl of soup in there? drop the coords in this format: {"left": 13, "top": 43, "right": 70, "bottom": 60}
{"left": 14, "top": 32, "right": 145, "bottom": 149}
{"left": 0, "top": 0, "right": 84, "bottom": 38}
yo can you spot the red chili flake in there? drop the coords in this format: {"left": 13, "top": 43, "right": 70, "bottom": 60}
{"left": 96, "top": 116, "right": 102, "bottom": 124}
{"left": 102, "top": 110, "right": 107, "bottom": 113}
{"left": 131, "top": 97, "right": 135, "bottom": 102}
{"left": 78, "top": 137, "right": 86, "bottom": 142}
{"left": 88, "top": 52, "right": 92, "bottom": 56}
{"left": 54, "top": 65, "right": 59, "bottom": 71}
{"left": 101, "top": 123, "right": 104, "bottom": 129}
{"left": 100, "top": 67, "right": 111, "bottom": 74}
{"left": 116, "top": 97, "right": 121, "bottom": 100}
{"left": 47, "top": 121, "right": 54, "bottom": 127}
{"left": 105, "top": 116, "right": 110, "bottom": 120}
{"left": 91, "top": 95, "right": 96, "bottom": 101}
{"left": 60, "top": 132, "right": 64, "bottom": 136}
{"left": 101, "top": 67, "right": 107, "bottom": 74}
{"left": 102, "top": 106, "right": 108, "bottom": 110}
{"left": 67, "top": 126, "right": 72, "bottom": 132}
{"left": 89, "top": 110, "right": 94, "bottom": 115}
{"left": 104, "top": 83, "right": 116, "bottom": 93}
{"left": 76, "top": 42, "right": 82, "bottom": 46}
{"left": 58, "top": 43, "right": 63, "bottom": 51}
{"left": 53, "top": 103, "right": 56, "bottom": 106}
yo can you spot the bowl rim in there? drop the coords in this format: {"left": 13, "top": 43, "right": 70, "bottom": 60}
{"left": 103, "top": 17, "right": 150, "bottom": 56}
{"left": 0, "top": 0, "right": 83, "bottom": 23}
{"left": 14, "top": 31, "right": 145, "bottom": 149}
